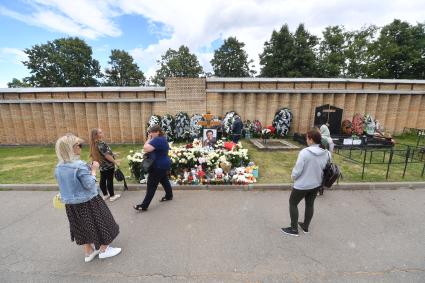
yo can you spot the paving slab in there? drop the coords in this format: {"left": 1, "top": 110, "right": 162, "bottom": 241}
{"left": 0, "top": 190, "right": 424, "bottom": 282}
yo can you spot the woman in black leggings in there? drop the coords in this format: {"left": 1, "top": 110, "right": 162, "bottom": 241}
{"left": 89, "top": 128, "right": 120, "bottom": 202}
{"left": 281, "top": 128, "right": 330, "bottom": 236}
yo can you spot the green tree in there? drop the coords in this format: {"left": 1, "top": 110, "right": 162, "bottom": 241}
{"left": 318, "top": 26, "right": 347, "bottom": 77}
{"left": 23, "top": 37, "right": 102, "bottom": 87}
{"left": 367, "top": 19, "right": 425, "bottom": 79}
{"left": 345, "top": 26, "right": 377, "bottom": 78}
{"left": 104, "top": 49, "right": 146, "bottom": 86}
{"left": 7, "top": 78, "right": 31, "bottom": 88}
{"left": 259, "top": 24, "right": 296, "bottom": 77}
{"left": 152, "top": 45, "right": 204, "bottom": 86}
{"left": 291, "top": 24, "right": 318, "bottom": 77}
{"left": 210, "top": 37, "right": 255, "bottom": 77}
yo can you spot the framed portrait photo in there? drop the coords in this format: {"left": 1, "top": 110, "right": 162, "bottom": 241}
{"left": 202, "top": 129, "right": 217, "bottom": 147}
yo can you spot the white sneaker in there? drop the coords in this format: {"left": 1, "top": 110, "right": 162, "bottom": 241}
{"left": 84, "top": 249, "right": 100, "bottom": 262}
{"left": 102, "top": 195, "right": 110, "bottom": 201}
{"left": 109, "top": 194, "right": 121, "bottom": 202}
{"left": 98, "top": 246, "right": 121, "bottom": 259}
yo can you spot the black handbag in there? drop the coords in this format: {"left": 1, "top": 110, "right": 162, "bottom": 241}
{"left": 141, "top": 154, "right": 154, "bottom": 172}
{"left": 114, "top": 168, "right": 128, "bottom": 191}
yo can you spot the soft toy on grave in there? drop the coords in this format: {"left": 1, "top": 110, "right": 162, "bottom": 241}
{"left": 161, "top": 114, "right": 175, "bottom": 141}
{"left": 341, "top": 119, "right": 352, "bottom": 135}
{"left": 272, "top": 108, "right": 293, "bottom": 137}
{"left": 364, "top": 114, "right": 376, "bottom": 136}
{"left": 351, "top": 113, "right": 365, "bottom": 136}
{"left": 174, "top": 112, "right": 191, "bottom": 141}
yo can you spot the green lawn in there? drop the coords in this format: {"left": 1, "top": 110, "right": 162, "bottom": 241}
{"left": 0, "top": 134, "right": 423, "bottom": 184}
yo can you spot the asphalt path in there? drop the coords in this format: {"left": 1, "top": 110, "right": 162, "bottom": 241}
{"left": 0, "top": 189, "right": 424, "bottom": 282}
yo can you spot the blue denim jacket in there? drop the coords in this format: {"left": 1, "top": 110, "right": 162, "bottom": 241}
{"left": 55, "top": 160, "right": 98, "bottom": 204}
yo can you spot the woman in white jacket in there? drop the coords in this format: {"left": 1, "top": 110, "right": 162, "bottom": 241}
{"left": 281, "top": 128, "right": 330, "bottom": 237}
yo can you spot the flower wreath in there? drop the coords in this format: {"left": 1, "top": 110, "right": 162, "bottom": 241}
{"left": 272, "top": 108, "right": 292, "bottom": 137}
{"left": 175, "top": 112, "right": 191, "bottom": 141}
{"left": 223, "top": 111, "right": 237, "bottom": 135}
{"left": 189, "top": 114, "right": 203, "bottom": 139}
{"left": 161, "top": 114, "right": 175, "bottom": 141}
{"left": 146, "top": 115, "right": 162, "bottom": 135}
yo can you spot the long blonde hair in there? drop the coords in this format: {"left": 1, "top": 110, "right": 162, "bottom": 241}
{"left": 89, "top": 128, "right": 102, "bottom": 162}
{"left": 55, "top": 134, "right": 83, "bottom": 163}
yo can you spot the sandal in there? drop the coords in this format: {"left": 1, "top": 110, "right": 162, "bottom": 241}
{"left": 160, "top": 197, "right": 173, "bottom": 202}
{"left": 133, "top": 204, "right": 147, "bottom": 211}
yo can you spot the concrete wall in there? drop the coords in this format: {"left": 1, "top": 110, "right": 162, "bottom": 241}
{"left": 0, "top": 78, "right": 424, "bottom": 144}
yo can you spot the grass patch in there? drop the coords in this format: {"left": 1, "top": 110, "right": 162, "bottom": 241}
{"left": 0, "top": 135, "right": 423, "bottom": 184}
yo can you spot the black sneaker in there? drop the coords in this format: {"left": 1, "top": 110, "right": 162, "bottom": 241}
{"left": 298, "top": 222, "right": 310, "bottom": 234}
{"left": 280, "top": 227, "right": 299, "bottom": 237}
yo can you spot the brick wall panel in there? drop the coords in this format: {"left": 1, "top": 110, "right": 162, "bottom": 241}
{"left": 266, "top": 93, "right": 280, "bottom": 124}
{"left": 245, "top": 93, "right": 256, "bottom": 121}
{"left": 412, "top": 84, "right": 425, "bottom": 91}
{"left": 346, "top": 82, "right": 363, "bottom": 90}
{"left": 86, "top": 92, "right": 101, "bottom": 99}
{"left": 396, "top": 84, "right": 412, "bottom": 91}
{"left": 85, "top": 103, "right": 98, "bottom": 139}
{"left": 365, "top": 94, "right": 379, "bottom": 117}
{"left": 344, "top": 94, "right": 356, "bottom": 122}
{"left": 395, "top": 95, "right": 411, "bottom": 132}
{"left": 242, "top": 82, "right": 259, "bottom": 90}
{"left": 380, "top": 84, "right": 396, "bottom": 91}
{"left": 311, "top": 82, "right": 329, "bottom": 89}
{"left": 329, "top": 82, "right": 345, "bottom": 89}
{"left": 375, "top": 94, "right": 389, "bottom": 128}
{"left": 53, "top": 103, "right": 68, "bottom": 139}
{"left": 259, "top": 82, "right": 277, "bottom": 89}
{"left": 407, "top": 95, "right": 422, "bottom": 129}
{"left": 234, "top": 93, "right": 245, "bottom": 119}
{"left": 42, "top": 103, "right": 57, "bottom": 143}
{"left": 295, "top": 82, "right": 311, "bottom": 89}
{"left": 0, "top": 105, "right": 14, "bottom": 143}
{"left": 224, "top": 82, "right": 242, "bottom": 89}
{"left": 255, "top": 93, "right": 268, "bottom": 126}
{"left": 385, "top": 94, "right": 400, "bottom": 133}
{"left": 289, "top": 93, "right": 302, "bottom": 132}
{"left": 417, "top": 96, "right": 425, "bottom": 129}
{"left": 277, "top": 82, "right": 294, "bottom": 89}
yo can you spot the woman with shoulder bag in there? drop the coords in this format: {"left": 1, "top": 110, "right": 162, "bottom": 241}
{"left": 54, "top": 134, "right": 121, "bottom": 262}
{"left": 281, "top": 128, "right": 330, "bottom": 237}
{"left": 134, "top": 125, "right": 173, "bottom": 211}
{"left": 90, "top": 128, "right": 120, "bottom": 202}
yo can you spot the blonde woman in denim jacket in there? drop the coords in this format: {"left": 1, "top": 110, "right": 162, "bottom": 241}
{"left": 55, "top": 134, "right": 121, "bottom": 262}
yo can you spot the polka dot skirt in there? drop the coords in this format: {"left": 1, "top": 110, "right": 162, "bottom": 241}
{"left": 65, "top": 195, "right": 119, "bottom": 250}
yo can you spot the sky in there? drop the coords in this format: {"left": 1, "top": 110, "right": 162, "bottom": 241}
{"left": 0, "top": 0, "right": 424, "bottom": 87}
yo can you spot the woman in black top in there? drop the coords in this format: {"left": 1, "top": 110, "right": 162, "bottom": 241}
{"left": 89, "top": 128, "right": 120, "bottom": 202}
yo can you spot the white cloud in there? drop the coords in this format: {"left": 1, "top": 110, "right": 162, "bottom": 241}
{"left": 2, "top": 0, "right": 425, "bottom": 76}
{"left": 0, "top": 0, "right": 121, "bottom": 39}
{"left": 0, "top": 48, "right": 27, "bottom": 64}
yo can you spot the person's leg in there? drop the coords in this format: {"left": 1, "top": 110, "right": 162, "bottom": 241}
{"left": 83, "top": 244, "right": 94, "bottom": 255}
{"left": 158, "top": 170, "right": 173, "bottom": 200}
{"left": 99, "top": 170, "right": 108, "bottom": 196}
{"left": 141, "top": 170, "right": 160, "bottom": 209}
{"left": 289, "top": 189, "right": 307, "bottom": 230}
{"left": 303, "top": 187, "right": 319, "bottom": 228}
{"left": 105, "top": 168, "right": 115, "bottom": 197}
